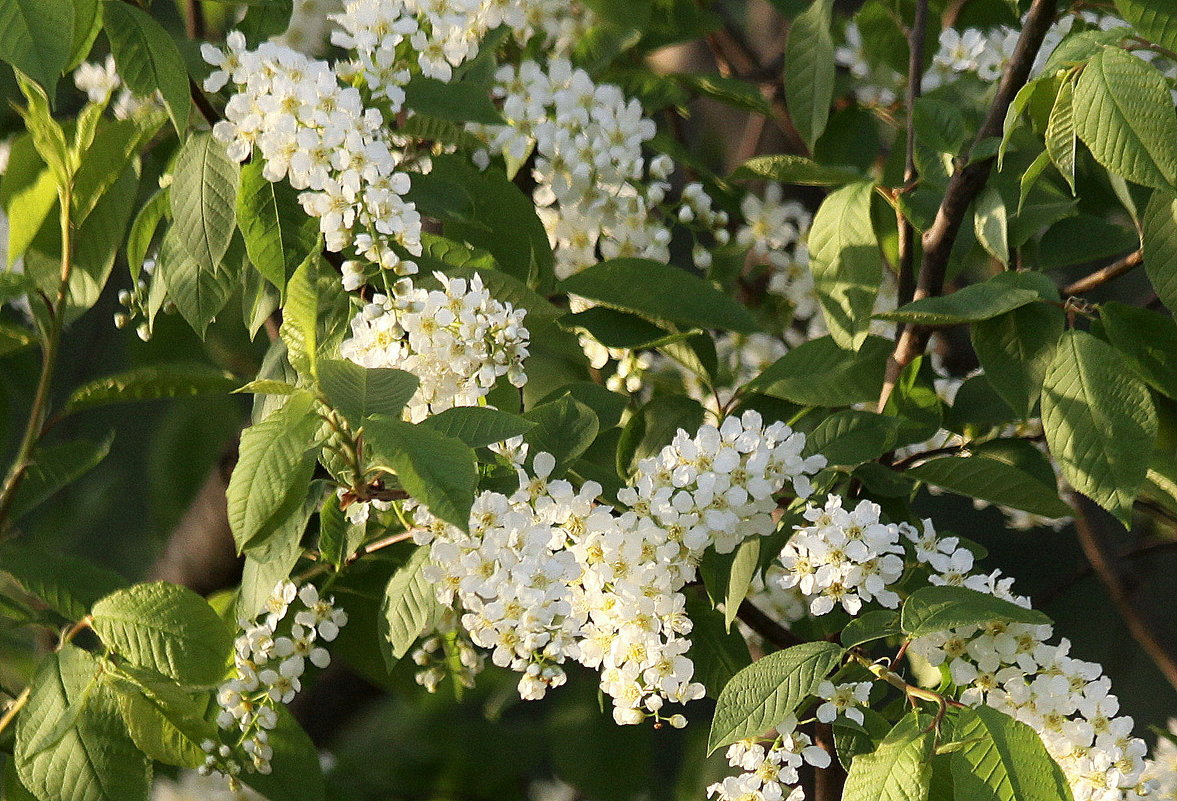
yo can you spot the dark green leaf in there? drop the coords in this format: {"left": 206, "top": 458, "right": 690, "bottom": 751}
{"left": 318, "top": 359, "right": 419, "bottom": 428}
{"left": 419, "top": 406, "right": 535, "bottom": 448}
{"left": 365, "top": 418, "right": 478, "bottom": 530}
{"left": 906, "top": 454, "right": 1071, "bottom": 518}
{"left": 901, "top": 586, "right": 1051, "bottom": 639}
{"left": 752, "top": 335, "right": 892, "bottom": 407}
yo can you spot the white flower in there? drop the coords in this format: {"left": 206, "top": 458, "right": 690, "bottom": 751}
{"left": 815, "top": 681, "right": 871, "bottom": 725}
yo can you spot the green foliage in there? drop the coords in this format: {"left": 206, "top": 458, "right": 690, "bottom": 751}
{"left": 707, "top": 641, "right": 843, "bottom": 753}
{"left": 730, "top": 154, "right": 864, "bottom": 185}
{"left": 318, "top": 358, "right": 419, "bottom": 429}
{"left": 1144, "top": 189, "right": 1177, "bottom": 312}
{"left": 522, "top": 395, "right": 601, "bottom": 473}
{"left": 803, "top": 410, "right": 899, "bottom": 467}
{"left": 64, "top": 364, "right": 238, "bottom": 413}
{"left": 842, "top": 714, "right": 932, "bottom": 801}
{"left": 808, "top": 181, "right": 882, "bottom": 349}
{"left": 900, "top": 585, "right": 1051, "bottom": 638}
{"left": 752, "top": 335, "right": 892, "bottom": 406}
{"left": 236, "top": 159, "right": 319, "bottom": 295}
{"left": 170, "top": 132, "right": 241, "bottom": 278}
{"left": 380, "top": 545, "right": 442, "bottom": 663}
{"left": 101, "top": 1, "right": 190, "bottom": 137}
{"left": 784, "top": 0, "right": 834, "bottom": 149}
{"left": 0, "top": 540, "right": 127, "bottom": 620}
{"left": 905, "top": 453, "right": 1072, "bottom": 518}
{"left": 419, "top": 406, "right": 536, "bottom": 448}
{"left": 8, "top": 435, "right": 114, "bottom": 521}
{"left": 0, "top": 0, "right": 74, "bottom": 93}
{"left": 949, "top": 706, "right": 1075, "bottom": 801}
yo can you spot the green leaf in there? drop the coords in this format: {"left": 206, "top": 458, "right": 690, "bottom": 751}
{"left": 841, "top": 609, "right": 902, "bottom": 648}
{"left": 560, "top": 258, "right": 758, "bottom": 334}
{"left": 879, "top": 280, "right": 1039, "bottom": 326}
{"left": 1116, "top": 0, "right": 1177, "bottom": 54}
{"left": 1044, "top": 79, "right": 1077, "bottom": 194}
{"left": 906, "top": 454, "right": 1071, "bottom": 518}
{"left": 616, "top": 395, "right": 705, "bottom": 475}
{"left": 522, "top": 395, "right": 601, "bottom": 474}
{"left": 380, "top": 545, "right": 441, "bottom": 663}
{"left": 0, "top": 320, "right": 35, "bottom": 357}
{"left": 901, "top": 585, "right": 1051, "bottom": 639}
{"left": 3, "top": 140, "right": 57, "bottom": 267}
{"left": 125, "top": 187, "right": 168, "bottom": 280}
{"left": 0, "top": 0, "right": 73, "bottom": 93}
{"left": 66, "top": 0, "right": 100, "bottom": 73}
{"left": 7, "top": 434, "right": 114, "bottom": 521}
{"left": 156, "top": 226, "right": 238, "bottom": 338}
{"left": 236, "top": 158, "right": 318, "bottom": 295}
{"left": 170, "top": 132, "right": 240, "bottom": 276}
{"left": 1101, "top": 302, "right": 1177, "bottom": 398}
{"left": 752, "top": 335, "right": 892, "bottom": 407}
{"left": 808, "top": 181, "right": 882, "bottom": 349}
{"left": 227, "top": 391, "right": 321, "bottom": 551}
{"left": 883, "top": 356, "right": 944, "bottom": 447}
{"left": 280, "top": 250, "right": 324, "bottom": 378}
{"left": 102, "top": 1, "right": 190, "bottom": 137}
{"left": 16, "top": 647, "right": 150, "bottom": 801}
{"left": 110, "top": 665, "right": 217, "bottom": 769}
{"left": 913, "top": 97, "right": 966, "bottom": 155}
{"left": 318, "top": 359, "right": 419, "bottom": 428}
{"left": 64, "top": 364, "right": 236, "bottom": 413}
{"left": 950, "top": 705, "right": 1074, "bottom": 801}
{"left": 803, "top": 410, "right": 899, "bottom": 467}
{"left": 842, "top": 715, "right": 932, "bottom": 801}
{"left": 699, "top": 538, "right": 761, "bottom": 630}
{"left": 1143, "top": 189, "right": 1177, "bottom": 312}
{"left": 974, "top": 185, "right": 1010, "bottom": 266}
{"left": 784, "top": 0, "right": 834, "bottom": 149}
{"left": 707, "top": 641, "right": 843, "bottom": 754}
{"left": 365, "top": 418, "right": 478, "bottom": 530}
{"left": 13, "top": 73, "right": 69, "bottom": 186}
{"left": 559, "top": 306, "right": 674, "bottom": 349}
{"left": 685, "top": 592, "right": 752, "bottom": 696}
{"left": 91, "top": 581, "right": 234, "bottom": 685}
{"left": 1041, "top": 330, "right": 1158, "bottom": 525}
{"left": 1073, "top": 47, "right": 1177, "bottom": 190}
{"left": 0, "top": 541, "right": 127, "bottom": 620}
{"left": 420, "top": 406, "right": 535, "bottom": 448}
{"left": 318, "top": 491, "right": 364, "bottom": 570}
{"left": 971, "top": 302, "right": 1066, "bottom": 418}
{"left": 403, "top": 74, "right": 503, "bottom": 124}
{"left": 73, "top": 114, "right": 163, "bottom": 227}
{"left": 729, "top": 154, "right": 863, "bottom": 186}
{"left": 675, "top": 73, "right": 772, "bottom": 116}
{"left": 239, "top": 707, "right": 326, "bottom": 801}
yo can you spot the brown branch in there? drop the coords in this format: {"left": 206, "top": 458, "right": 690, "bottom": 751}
{"left": 1062, "top": 249, "right": 1143, "bottom": 296}
{"left": 190, "top": 78, "right": 222, "bottom": 126}
{"left": 878, "top": 0, "right": 1060, "bottom": 411}
{"left": 1071, "top": 493, "right": 1177, "bottom": 694}
{"left": 184, "top": 0, "right": 206, "bottom": 41}
{"left": 895, "top": 0, "right": 931, "bottom": 316}
{"left": 737, "top": 599, "right": 805, "bottom": 649}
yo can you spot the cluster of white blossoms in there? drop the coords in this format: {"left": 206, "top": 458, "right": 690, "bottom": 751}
{"left": 411, "top": 608, "right": 485, "bottom": 692}
{"left": 620, "top": 411, "right": 825, "bottom": 556}
{"left": 73, "top": 55, "right": 163, "bottom": 120}
{"left": 902, "top": 522, "right": 1153, "bottom": 801}
{"left": 1145, "top": 722, "right": 1177, "bottom": 800}
{"left": 331, "top": 0, "right": 592, "bottom": 108}
{"left": 469, "top": 60, "right": 727, "bottom": 278}
{"left": 204, "top": 582, "right": 347, "bottom": 779}
{"left": 777, "top": 495, "right": 908, "bottom": 615}
{"left": 413, "top": 412, "right": 824, "bottom": 723}
{"left": 203, "top": 35, "right": 423, "bottom": 278}
{"left": 708, "top": 717, "right": 831, "bottom": 801}
{"left": 339, "top": 272, "right": 530, "bottom": 422}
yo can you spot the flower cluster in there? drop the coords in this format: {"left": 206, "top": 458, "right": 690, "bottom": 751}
{"left": 411, "top": 608, "right": 485, "bottom": 692}
{"left": 707, "top": 719, "right": 830, "bottom": 801}
{"left": 73, "top": 55, "right": 162, "bottom": 119}
{"left": 470, "top": 60, "right": 726, "bottom": 278}
{"left": 620, "top": 411, "right": 825, "bottom": 556}
{"left": 414, "top": 412, "right": 823, "bottom": 723}
{"left": 904, "top": 522, "right": 1152, "bottom": 801}
{"left": 776, "top": 495, "right": 907, "bottom": 615}
{"left": 203, "top": 582, "right": 347, "bottom": 779}
{"left": 331, "top": 0, "right": 592, "bottom": 108}
{"left": 1144, "top": 722, "right": 1177, "bottom": 800}
{"left": 339, "top": 272, "right": 530, "bottom": 421}
{"left": 204, "top": 35, "right": 423, "bottom": 278}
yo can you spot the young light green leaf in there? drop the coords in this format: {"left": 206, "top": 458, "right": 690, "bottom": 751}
{"left": 752, "top": 335, "right": 892, "bottom": 406}
{"left": 1041, "top": 330, "right": 1158, "bottom": 525}
{"left": 72, "top": 114, "right": 164, "bottom": 227}
{"left": 3, "top": 140, "right": 57, "bottom": 267}
{"left": 560, "top": 258, "right": 758, "bottom": 334}
{"left": 1044, "top": 79, "right": 1077, "bottom": 194}
{"left": 380, "top": 545, "right": 442, "bottom": 663}
{"left": 170, "top": 132, "right": 240, "bottom": 276}
{"left": 102, "top": 1, "right": 191, "bottom": 137}
{"left": 420, "top": 406, "right": 536, "bottom": 448}
{"left": 707, "top": 641, "right": 843, "bottom": 753}
{"left": 729, "top": 154, "right": 863, "bottom": 186}
{"left": 974, "top": 185, "right": 1010, "bottom": 266}
{"left": 1073, "top": 47, "right": 1177, "bottom": 191}
{"left": 365, "top": 418, "right": 478, "bottom": 530}
{"left": 905, "top": 454, "right": 1071, "bottom": 519}
{"left": 0, "top": 0, "right": 73, "bottom": 93}
{"left": 1143, "top": 189, "right": 1177, "bottom": 312}
{"left": 155, "top": 226, "right": 238, "bottom": 338}
{"left": 950, "top": 705, "right": 1075, "bottom": 801}
{"left": 91, "top": 581, "right": 234, "bottom": 685}
{"left": 317, "top": 359, "right": 419, "bottom": 428}
{"left": 64, "top": 364, "right": 237, "bottom": 414}
{"left": 227, "top": 391, "right": 321, "bottom": 551}
{"left": 16, "top": 646, "right": 150, "bottom": 801}
{"left": 842, "top": 715, "right": 932, "bottom": 801}
{"left": 110, "top": 664, "right": 218, "bottom": 769}
{"left": 784, "top": 0, "right": 834, "bottom": 149}
{"left": 808, "top": 181, "right": 882, "bottom": 349}
{"left": 280, "top": 250, "right": 324, "bottom": 378}
{"left": 901, "top": 585, "right": 1051, "bottom": 639}
{"left": 236, "top": 158, "right": 318, "bottom": 295}
{"left": 13, "top": 72, "right": 70, "bottom": 187}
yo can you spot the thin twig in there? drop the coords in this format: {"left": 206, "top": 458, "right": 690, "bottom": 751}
{"left": 878, "top": 0, "right": 1060, "bottom": 411}
{"left": 737, "top": 599, "right": 805, "bottom": 649}
{"left": 1070, "top": 494, "right": 1177, "bottom": 693}
{"left": 184, "top": 0, "right": 206, "bottom": 41}
{"left": 1061, "top": 249, "right": 1143, "bottom": 296}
